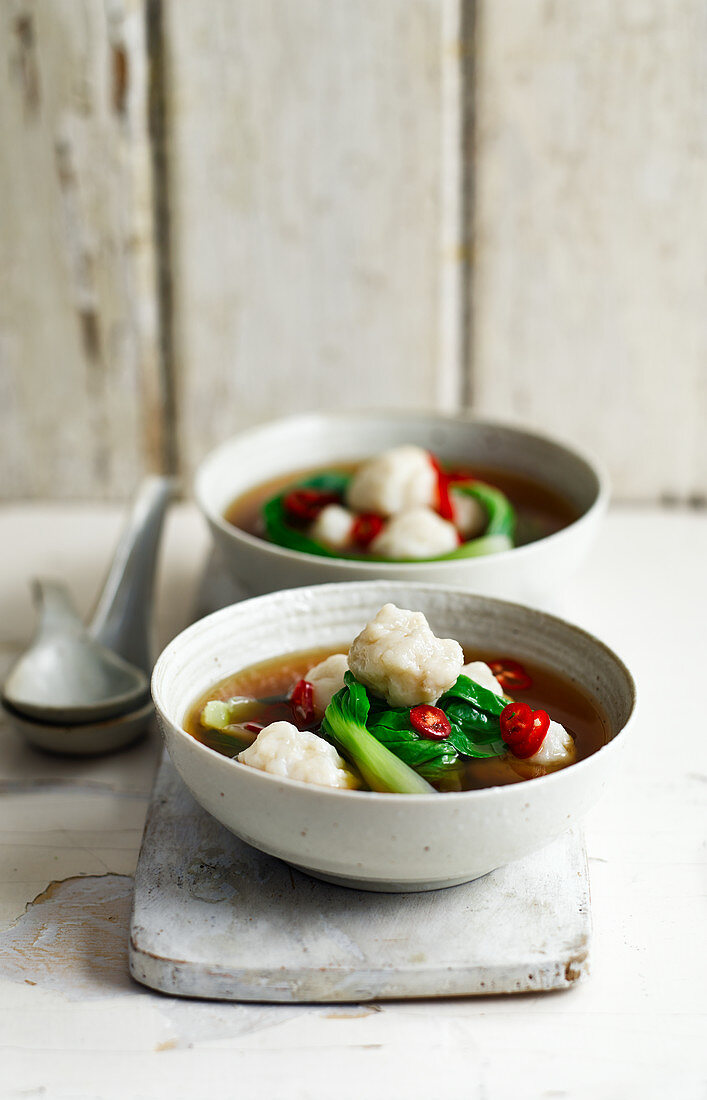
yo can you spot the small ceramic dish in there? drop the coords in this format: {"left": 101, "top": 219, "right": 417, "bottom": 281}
{"left": 194, "top": 412, "right": 608, "bottom": 604}
{"left": 152, "top": 582, "right": 635, "bottom": 892}
{"left": 1, "top": 696, "right": 154, "bottom": 756}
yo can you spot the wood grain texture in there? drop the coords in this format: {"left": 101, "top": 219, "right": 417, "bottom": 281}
{"left": 3, "top": 0, "right": 706, "bottom": 504}
{"left": 0, "top": 0, "right": 162, "bottom": 499}
{"left": 471, "top": 0, "right": 707, "bottom": 502}
{"left": 130, "top": 754, "right": 590, "bottom": 1002}
{"left": 165, "top": 0, "right": 463, "bottom": 479}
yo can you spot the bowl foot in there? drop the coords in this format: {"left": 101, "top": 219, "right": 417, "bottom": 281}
{"left": 286, "top": 862, "right": 491, "bottom": 893}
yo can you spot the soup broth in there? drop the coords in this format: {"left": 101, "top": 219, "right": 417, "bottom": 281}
{"left": 186, "top": 646, "right": 609, "bottom": 792}
{"left": 224, "top": 462, "right": 578, "bottom": 553}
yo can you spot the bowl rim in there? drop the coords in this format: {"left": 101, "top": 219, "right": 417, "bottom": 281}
{"left": 152, "top": 580, "right": 636, "bottom": 807}
{"left": 193, "top": 410, "right": 611, "bottom": 571}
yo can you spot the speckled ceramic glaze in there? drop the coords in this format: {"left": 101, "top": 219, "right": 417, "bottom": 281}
{"left": 194, "top": 412, "right": 608, "bottom": 604}
{"left": 152, "top": 582, "right": 635, "bottom": 892}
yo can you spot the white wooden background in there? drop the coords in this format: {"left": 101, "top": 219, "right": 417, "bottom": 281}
{"left": 1, "top": 0, "right": 705, "bottom": 503}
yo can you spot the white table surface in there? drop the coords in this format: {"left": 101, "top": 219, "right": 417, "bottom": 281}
{"left": 0, "top": 503, "right": 705, "bottom": 1100}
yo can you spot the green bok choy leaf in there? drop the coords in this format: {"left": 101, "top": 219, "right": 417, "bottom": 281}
{"left": 262, "top": 472, "right": 352, "bottom": 558}
{"left": 324, "top": 672, "right": 509, "bottom": 787}
{"left": 435, "top": 482, "right": 515, "bottom": 560}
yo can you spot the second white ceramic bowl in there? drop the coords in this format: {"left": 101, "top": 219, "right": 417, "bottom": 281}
{"left": 152, "top": 582, "right": 635, "bottom": 892}
{"left": 195, "top": 412, "right": 608, "bottom": 605}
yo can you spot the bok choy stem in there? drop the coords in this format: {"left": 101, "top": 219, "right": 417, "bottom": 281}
{"left": 323, "top": 676, "right": 435, "bottom": 795}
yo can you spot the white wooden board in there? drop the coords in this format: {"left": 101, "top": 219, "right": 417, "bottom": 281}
{"left": 129, "top": 753, "right": 590, "bottom": 1002}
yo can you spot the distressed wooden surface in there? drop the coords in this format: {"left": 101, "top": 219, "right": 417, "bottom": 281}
{"left": 471, "top": 0, "right": 707, "bottom": 502}
{"left": 2, "top": 0, "right": 707, "bottom": 504}
{"left": 164, "top": 0, "right": 464, "bottom": 478}
{"left": 0, "top": 504, "right": 706, "bottom": 1096}
{"left": 0, "top": 0, "right": 163, "bottom": 499}
{"left": 130, "top": 756, "right": 590, "bottom": 1002}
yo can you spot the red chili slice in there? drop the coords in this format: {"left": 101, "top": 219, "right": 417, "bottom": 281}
{"left": 500, "top": 702, "right": 532, "bottom": 743}
{"left": 500, "top": 702, "right": 550, "bottom": 759}
{"left": 352, "top": 512, "right": 385, "bottom": 549}
{"left": 488, "top": 658, "right": 533, "bottom": 692}
{"left": 283, "top": 489, "right": 340, "bottom": 524}
{"left": 409, "top": 704, "right": 452, "bottom": 741}
{"left": 429, "top": 454, "right": 455, "bottom": 522}
{"left": 446, "top": 469, "right": 474, "bottom": 484}
{"left": 290, "top": 679, "right": 315, "bottom": 725}
{"left": 243, "top": 722, "right": 265, "bottom": 734}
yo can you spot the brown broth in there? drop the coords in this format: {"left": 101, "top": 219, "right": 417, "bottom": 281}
{"left": 224, "top": 461, "right": 578, "bottom": 555}
{"left": 186, "top": 646, "right": 609, "bottom": 792}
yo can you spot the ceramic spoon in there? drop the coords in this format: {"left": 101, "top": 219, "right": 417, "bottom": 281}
{"left": 2, "top": 579, "right": 150, "bottom": 724}
{"left": 1, "top": 476, "right": 176, "bottom": 754}
{"left": 90, "top": 477, "right": 178, "bottom": 673}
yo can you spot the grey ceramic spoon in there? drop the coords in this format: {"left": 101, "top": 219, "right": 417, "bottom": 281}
{"left": 2, "top": 579, "right": 150, "bottom": 724}
{"left": 2, "top": 476, "right": 176, "bottom": 753}
{"left": 90, "top": 477, "right": 178, "bottom": 672}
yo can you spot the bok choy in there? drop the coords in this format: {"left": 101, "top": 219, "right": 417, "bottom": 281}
{"left": 261, "top": 469, "right": 516, "bottom": 562}
{"left": 322, "top": 674, "right": 434, "bottom": 794}
{"left": 437, "top": 482, "right": 515, "bottom": 559}
{"left": 322, "top": 672, "right": 508, "bottom": 792}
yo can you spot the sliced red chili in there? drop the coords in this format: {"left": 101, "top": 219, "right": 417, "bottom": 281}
{"left": 243, "top": 722, "right": 265, "bottom": 734}
{"left": 409, "top": 704, "right": 451, "bottom": 740}
{"left": 290, "top": 679, "right": 315, "bottom": 726}
{"left": 352, "top": 512, "right": 385, "bottom": 549}
{"left": 283, "top": 489, "right": 340, "bottom": 524}
{"left": 514, "top": 711, "right": 550, "bottom": 759}
{"left": 429, "top": 454, "right": 454, "bottom": 522}
{"left": 500, "top": 702, "right": 549, "bottom": 759}
{"left": 488, "top": 658, "right": 533, "bottom": 692}
{"left": 446, "top": 469, "right": 474, "bottom": 484}
{"left": 500, "top": 702, "right": 532, "bottom": 743}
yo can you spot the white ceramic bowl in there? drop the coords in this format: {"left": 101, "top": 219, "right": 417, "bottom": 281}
{"left": 152, "top": 582, "right": 635, "bottom": 892}
{"left": 195, "top": 412, "right": 608, "bottom": 605}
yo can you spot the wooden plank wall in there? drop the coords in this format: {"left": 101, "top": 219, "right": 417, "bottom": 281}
{"left": 0, "top": 0, "right": 164, "bottom": 499}
{"left": 1, "top": 0, "right": 705, "bottom": 502}
{"left": 472, "top": 0, "right": 707, "bottom": 505}
{"left": 163, "top": 0, "right": 463, "bottom": 479}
